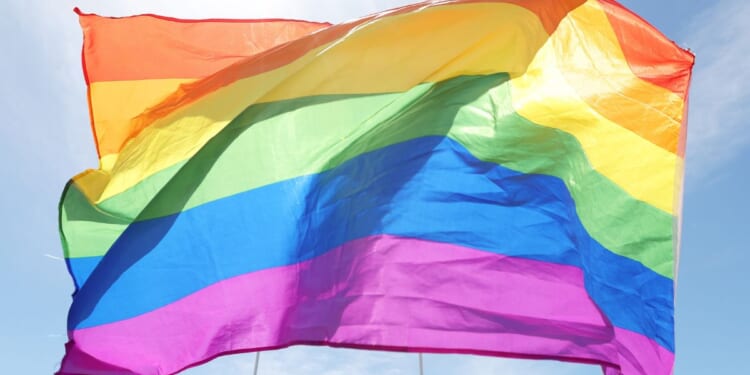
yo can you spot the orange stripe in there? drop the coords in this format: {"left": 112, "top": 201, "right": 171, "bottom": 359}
{"left": 79, "top": 0, "right": 584, "bottom": 157}
{"left": 77, "top": 8, "right": 330, "bottom": 82}
{"left": 598, "top": 0, "right": 694, "bottom": 98}
{"left": 78, "top": 10, "right": 330, "bottom": 157}
{"left": 136, "top": 0, "right": 585, "bottom": 126}
{"left": 553, "top": 0, "right": 692, "bottom": 155}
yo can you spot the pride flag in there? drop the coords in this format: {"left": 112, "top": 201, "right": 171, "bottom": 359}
{"left": 59, "top": 1, "right": 694, "bottom": 374}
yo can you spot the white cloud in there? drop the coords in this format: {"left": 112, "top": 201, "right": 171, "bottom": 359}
{"left": 182, "top": 346, "right": 414, "bottom": 375}
{"left": 682, "top": 0, "right": 750, "bottom": 186}
{"left": 428, "top": 353, "right": 601, "bottom": 375}
{"left": 182, "top": 346, "right": 602, "bottom": 375}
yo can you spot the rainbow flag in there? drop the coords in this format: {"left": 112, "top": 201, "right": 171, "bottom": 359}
{"left": 59, "top": 1, "right": 694, "bottom": 374}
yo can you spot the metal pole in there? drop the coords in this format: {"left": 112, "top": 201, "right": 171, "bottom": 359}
{"left": 253, "top": 352, "right": 260, "bottom": 375}
{"left": 418, "top": 353, "right": 424, "bottom": 375}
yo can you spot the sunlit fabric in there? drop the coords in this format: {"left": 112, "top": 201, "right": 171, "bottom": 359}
{"left": 58, "top": 1, "right": 694, "bottom": 374}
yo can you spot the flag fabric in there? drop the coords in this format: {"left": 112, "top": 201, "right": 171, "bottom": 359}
{"left": 59, "top": 1, "right": 694, "bottom": 374}
{"left": 64, "top": 8, "right": 330, "bottom": 291}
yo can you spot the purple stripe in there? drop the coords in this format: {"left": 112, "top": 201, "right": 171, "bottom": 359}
{"left": 59, "top": 235, "right": 672, "bottom": 375}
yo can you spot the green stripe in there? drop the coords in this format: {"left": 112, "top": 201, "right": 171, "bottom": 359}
{"left": 62, "top": 73, "right": 674, "bottom": 278}
{"left": 61, "top": 183, "right": 129, "bottom": 259}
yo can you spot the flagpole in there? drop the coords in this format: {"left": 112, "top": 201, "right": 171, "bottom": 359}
{"left": 418, "top": 353, "right": 424, "bottom": 375}
{"left": 253, "top": 352, "right": 260, "bottom": 375}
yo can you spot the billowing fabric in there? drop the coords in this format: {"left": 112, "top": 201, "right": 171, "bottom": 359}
{"left": 58, "top": 1, "right": 694, "bottom": 374}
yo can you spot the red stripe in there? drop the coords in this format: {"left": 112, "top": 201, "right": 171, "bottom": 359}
{"left": 78, "top": 10, "right": 331, "bottom": 82}
{"left": 78, "top": 0, "right": 585, "bottom": 83}
{"left": 598, "top": 0, "right": 695, "bottom": 98}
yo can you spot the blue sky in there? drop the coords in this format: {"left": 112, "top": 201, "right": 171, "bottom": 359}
{"left": 1, "top": 0, "right": 748, "bottom": 374}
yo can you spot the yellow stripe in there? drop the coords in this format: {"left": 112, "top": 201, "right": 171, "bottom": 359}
{"left": 90, "top": 79, "right": 194, "bottom": 158}
{"left": 509, "top": 1, "right": 680, "bottom": 214}
{"left": 75, "top": 2, "right": 552, "bottom": 203}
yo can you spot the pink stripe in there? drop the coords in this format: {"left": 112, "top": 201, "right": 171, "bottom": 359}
{"left": 59, "top": 235, "right": 672, "bottom": 375}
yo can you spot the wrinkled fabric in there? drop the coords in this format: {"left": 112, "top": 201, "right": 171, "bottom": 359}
{"left": 59, "top": 1, "right": 693, "bottom": 374}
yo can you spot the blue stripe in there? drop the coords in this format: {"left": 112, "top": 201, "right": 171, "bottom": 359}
{"left": 65, "top": 256, "right": 99, "bottom": 291}
{"left": 69, "top": 136, "right": 674, "bottom": 350}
